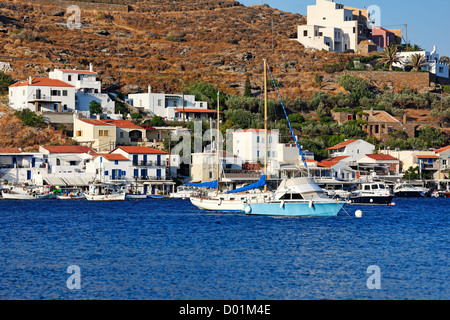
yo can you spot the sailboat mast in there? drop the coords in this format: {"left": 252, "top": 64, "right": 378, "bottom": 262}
{"left": 264, "top": 59, "right": 268, "bottom": 192}
{"left": 216, "top": 91, "right": 220, "bottom": 196}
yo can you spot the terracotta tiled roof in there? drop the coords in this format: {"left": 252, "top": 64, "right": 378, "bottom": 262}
{"left": 365, "top": 154, "right": 398, "bottom": 161}
{"left": 435, "top": 145, "right": 450, "bottom": 154}
{"left": 9, "top": 77, "right": 74, "bottom": 88}
{"left": 0, "top": 148, "right": 22, "bottom": 153}
{"left": 327, "top": 139, "right": 358, "bottom": 150}
{"left": 115, "top": 146, "right": 168, "bottom": 154}
{"left": 175, "top": 108, "right": 219, "bottom": 113}
{"left": 234, "top": 129, "right": 275, "bottom": 133}
{"left": 94, "top": 153, "right": 129, "bottom": 161}
{"left": 42, "top": 146, "right": 96, "bottom": 154}
{"left": 79, "top": 119, "right": 115, "bottom": 126}
{"left": 102, "top": 120, "right": 144, "bottom": 130}
{"left": 416, "top": 155, "right": 439, "bottom": 159}
{"left": 317, "top": 156, "right": 349, "bottom": 168}
{"left": 365, "top": 110, "right": 400, "bottom": 123}
{"left": 57, "top": 69, "right": 97, "bottom": 74}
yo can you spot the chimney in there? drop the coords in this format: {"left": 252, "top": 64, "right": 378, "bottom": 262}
{"left": 96, "top": 114, "right": 101, "bottom": 120}
{"left": 28, "top": 76, "right": 32, "bottom": 85}
{"left": 148, "top": 85, "right": 151, "bottom": 93}
{"left": 89, "top": 63, "right": 93, "bottom": 72}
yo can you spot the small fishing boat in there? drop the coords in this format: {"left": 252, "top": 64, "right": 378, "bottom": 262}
{"left": 85, "top": 183, "right": 126, "bottom": 201}
{"left": 1, "top": 185, "right": 54, "bottom": 200}
{"left": 126, "top": 193, "right": 147, "bottom": 199}
{"left": 349, "top": 182, "right": 394, "bottom": 205}
{"left": 56, "top": 188, "right": 85, "bottom": 200}
{"left": 148, "top": 194, "right": 164, "bottom": 199}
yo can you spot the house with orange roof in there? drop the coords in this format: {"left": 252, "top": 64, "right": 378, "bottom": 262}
{"left": 110, "top": 146, "right": 169, "bottom": 182}
{"left": 8, "top": 77, "right": 76, "bottom": 113}
{"left": 73, "top": 116, "right": 117, "bottom": 152}
{"left": 49, "top": 64, "right": 116, "bottom": 116}
{"left": 128, "top": 85, "right": 212, "bottom": 122}
{"left": 102, "top": 119, "right": 147, "bottom": 146}
{"left": 356, "top": 153, "right": 400, "bottom": 176}
{"left": 327, "top": 139, "right": 375, "bottom": 163}
{"left": 0, "top": 148, "right": 46, "bottom": 184}
{"left": 435, "top": 145, "right": 450, "bottom": 179}
{"left": 85, "top": 152, "right": 131, "bottom": 183}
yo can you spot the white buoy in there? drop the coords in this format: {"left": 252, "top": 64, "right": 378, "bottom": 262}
{"left": 355, "top": 210, "right": 363, "bottom": 218}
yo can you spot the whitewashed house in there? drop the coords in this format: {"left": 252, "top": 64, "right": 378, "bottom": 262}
{"left": 128, "top": 86, "right": 214, "bottom": 122}
{"left": 49, "top": 64, "right": 116, "bottom": 115}
{"left": 8, "top": 77, "right": 76, "bottom": 112}
{"left": 0, "top": 148, "right": 46, "bottom": 185}
{"left": 38, "top": 145, "right": 97, "bottom": 186}
{"left": 295, "top": 0, "right": 370, "bottom": 52}
{"left": 327, "top": 139, "right": 375, "bottom": 164}
{"left": 393, "top": 45, "right": 449, "bottom": 79}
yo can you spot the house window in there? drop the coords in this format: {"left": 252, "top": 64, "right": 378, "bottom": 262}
{"left": 353, "top": 27, "right": 356, "bottom": 34}
{"left": 76, "top": 130, "right": 82, "bottom": 137}
{"left": 439, "top": 67, "right": 444, "bottom": 73}
{"left": 269, "top": 136, "right": 272, "bottom": 143}
{"left": 256, "top": 136, "right": 260, "bottom": 143}
{"left": 54, "top": 104, "right": 58, "bottom": 111}
{"left": 99, "top": 130, "right": 108, "bottom": 136}
{"left": 158, "top": 99, "right": 162, "bottom": 106}
{"left": 68, "top": 75, "right": 72, "bottom": 81}
{"left": 51, "top": 90, "right": 61, "bottom": 96}
{"left": 304, "top": 30, "right": 308, "bottom": 37}
{"left": 257, "top": 151, "right": 260, "bottom": 157}
{"left": 63, "top": 90, "right": 68, "bottom": 96}
{"left": 115, "top": 160, "right": 119, "bottom": 165}
{"left": 120, "top": 132, "right": 124, "bottom": 138}
{"left": 63, "top": 105, "right": 67, "bottom": 111}
{"left": 199, "top": 102, "right": 203, "bottom": 108}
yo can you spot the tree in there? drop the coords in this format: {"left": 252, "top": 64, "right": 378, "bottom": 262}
{"left": 89, "top": 100, "right": 103, "bottom": 115}
{"left": 0, "top": 71, "right": 14, "bottom": 94}
{"left": 243, "top": 74, "right": 251, "bottom": 97}
{"left": 405, "top": 53, "right": 428, "bottom": 71}
{"left": 378, "top": 45, "right": 400, "bottom": 71}
{"left": 336, "top": 74, "right": 373, "bottom": 103}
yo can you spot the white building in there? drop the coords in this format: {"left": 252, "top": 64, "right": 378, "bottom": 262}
{"left": 393, "top": 45, "right": 449, "bottom": 79}
{"left": 128, "top": 86, "right": 214, "bottom": 122}
{"left": 9, "top": 77, "right": 76, "bottom": 112}
{"left": 327, "top": 139, "right": 375, "bottom": 164}
{"left": 295, "top": 0, "right": 370, "bottom": 52}
{"left": 49, "top": 64, "right": 116, "bottom": 115}
{"left": 0, "top": 148, "right": 46, "bottom": 185}
{"left": 232, "top": 129, "right": 279, "bottom": 164}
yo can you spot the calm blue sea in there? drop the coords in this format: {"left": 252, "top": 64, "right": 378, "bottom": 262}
{"left": 0, "top": 197, "right": 448, "bottom": 300}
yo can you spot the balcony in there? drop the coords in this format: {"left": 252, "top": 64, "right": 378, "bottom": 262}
{"left": 132, "top": 161, "right": 164, "bottom": 167}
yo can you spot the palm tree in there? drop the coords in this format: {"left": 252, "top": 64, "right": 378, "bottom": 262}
{"left": 378, "top": 45, "right": 400, "bottom": 71}
{"left": 405, "top": 53, "right": 428, "bottom": 71}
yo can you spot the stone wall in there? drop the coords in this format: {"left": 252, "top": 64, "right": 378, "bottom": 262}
{"left": 29, "top": 0, "right": 130, "bottom": 12}
{"left": 347, "top": 70, "right": 432, "bottom": 93}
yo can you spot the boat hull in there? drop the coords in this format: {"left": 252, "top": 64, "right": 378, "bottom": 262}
{"left": 56, "top": 195, "right": 85, "bottom": 200}
{"left": 190, "top": 197, "right": 246, "bottom": 211}
{"left": 85, "top": 193, "right": 126, "bottom": 201}
{"left": 349, "top": 195, "right": 394, "bottom": 205}
{"left": 126, "top": 194, "right": 147, "bottom": 199}
{"left": 394, "top": 191, "right": 425, "bottom": 197}
{"left": 245, "top": 201, "right": 344, "bottom": 217}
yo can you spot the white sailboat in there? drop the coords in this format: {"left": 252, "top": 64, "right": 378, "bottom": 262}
{"left": 244, "top": 60, "right": 345, "bottom": 217}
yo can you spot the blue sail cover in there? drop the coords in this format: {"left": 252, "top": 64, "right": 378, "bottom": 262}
{"left": 185, "top": 180, "right": 218, "bottom": 189}
{"left": 226, "top": 175, "right": 266, "bottom": 194}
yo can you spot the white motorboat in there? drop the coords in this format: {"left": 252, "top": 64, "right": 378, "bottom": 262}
{"left": 190, "top": 190, "right": 272, "bottom": 211}
{"left": 393, "top": 183, "right": 429, "bottom": 197}
{"left": 85, "top": 183, "right": 126, "bottom": 201}
{"left": 1, "top": 185, "right": 55, "bottom": 200}
{"left": 349, "top": 182, "right": 394, "bottom": 205}
{"left": 169, "top": 185, "right": 199, "bottom": 199}
{"left": 244, "top": 177, "right": 345, "bottom": 217}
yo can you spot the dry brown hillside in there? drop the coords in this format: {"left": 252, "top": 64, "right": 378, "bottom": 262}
{"left": 0, "top": 0, "right": 354, "bottom": 97}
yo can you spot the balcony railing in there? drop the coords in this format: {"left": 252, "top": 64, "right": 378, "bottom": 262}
{"left": 132, "top": 161, "right": 164, "bottom": 167}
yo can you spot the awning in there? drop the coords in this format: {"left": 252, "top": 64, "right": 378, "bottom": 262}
{"left": 55, "top": 154, "right": 82, "bottom": 162}
{"left": 44, "top": 177, "right": 67, "bottom": 186}
{"left": 61, "top": 177, "right": 91, "bottom": 186}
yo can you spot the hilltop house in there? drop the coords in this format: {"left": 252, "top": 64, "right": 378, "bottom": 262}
{"left": 393, "top": 45, "right": 449, "bottom": 79}
{"left": 327, "top": 139, "right": 375, "bottom": 164}
{"left": 294, "top": 0, "right": 371, "bottom": 52}
{"left": 128, "top": 86, "right": 213, "bottom": 122}
{"left": 9, "top": 77, "right": 76, "bottom": 113}
{"left": 49, "top": 63, "right": 116, "bottom": 115}
{"left": 9, "top": 64, "right": 117, "bottom": 117}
